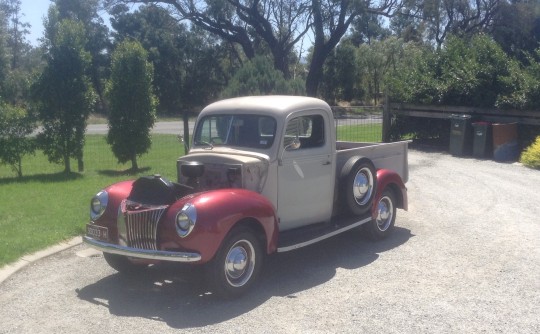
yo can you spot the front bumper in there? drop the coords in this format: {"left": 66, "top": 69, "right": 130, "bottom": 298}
{"left": 83, "top": 236, "right": 202, "bottom": 263}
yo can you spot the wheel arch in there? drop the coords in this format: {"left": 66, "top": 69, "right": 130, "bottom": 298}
{"left": 373, "top": 169, "right": 408, "bottom": 219}
{"left": 163, "top": 188, "right": 279, "bottom": 263}
{"left": 228, "top": 217, "right": 272, "bottom": 255}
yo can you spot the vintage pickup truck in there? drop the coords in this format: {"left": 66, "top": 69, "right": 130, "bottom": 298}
{"left": 84, "top": 95, "right": 409, "bottom": 298}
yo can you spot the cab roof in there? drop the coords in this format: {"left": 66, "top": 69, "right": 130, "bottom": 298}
{"left": 200, "top": 96, "right": 332, "bottom": 118}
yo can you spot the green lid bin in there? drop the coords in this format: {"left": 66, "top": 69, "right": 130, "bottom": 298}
{"left": 449, "top": 114, "right": 473, "bottom": 156}
{"left": 472, "top": 122, "right": 492, "bottom": 158}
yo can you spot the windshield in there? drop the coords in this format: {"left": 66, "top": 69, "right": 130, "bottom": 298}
{"left": 193, "top": 114, "right": 277, "bottom": 149}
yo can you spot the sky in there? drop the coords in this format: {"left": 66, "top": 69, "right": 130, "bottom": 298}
{"left": 19, "top": 0, "right": 114, "bottom": 47}
{"left": 20, "top": 0, "right": 50, "bottom": 46}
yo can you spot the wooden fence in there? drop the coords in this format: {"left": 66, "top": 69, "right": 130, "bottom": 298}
{"left": 382, "top": 103, "right": 540, "bottom": 142}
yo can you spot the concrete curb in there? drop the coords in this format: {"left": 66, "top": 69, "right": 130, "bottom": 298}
{"left": 0, "top": 236, "right": 82, "bottom": 285}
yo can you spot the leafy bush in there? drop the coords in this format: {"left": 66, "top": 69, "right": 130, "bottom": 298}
{"left": 388, "top": 35, "right": 520, "bottom": 108}
{"left": 520, "top": 136, "right": 540, "bottom": 169}
{"left": 0, "top": 103, "right": 36, "bottom": 177}
{"left": 498, "top": 51, "right": 540, "bottom": 110}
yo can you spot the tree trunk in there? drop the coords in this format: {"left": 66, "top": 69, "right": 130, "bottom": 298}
{"left": 17, "top": 158, "right": 22, "bottom": 178}
{"left": 131, "top": 156, "right": 138, "bottom": 172}
{"left": 64, "top": 154, "right": 71, "bottom": 174}
{"left": 305, "top": 46, "right": 329, "bottom": 97}
{"left": 78, "top": 157, "right": 84, "bottom": 172}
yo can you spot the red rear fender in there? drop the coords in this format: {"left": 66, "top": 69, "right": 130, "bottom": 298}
{"left": 372, "top": 169, "right": 408, "bottom": 218}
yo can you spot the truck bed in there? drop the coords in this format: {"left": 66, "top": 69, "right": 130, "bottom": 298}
{"left": 336, "top": 141, "right": 410, "bottom": 183}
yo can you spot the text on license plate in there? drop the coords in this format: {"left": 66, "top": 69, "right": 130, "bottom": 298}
{"left": 86, "top": 224, "right": 109, "bottom": 241}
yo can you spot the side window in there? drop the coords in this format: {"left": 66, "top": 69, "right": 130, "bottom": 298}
{"left": 284, "top": 114, "right": 325, "bottom": 149}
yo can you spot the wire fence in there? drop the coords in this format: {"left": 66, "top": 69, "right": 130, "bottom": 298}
{"left": 333, "top": 106, "right": 383, "bottom": 142}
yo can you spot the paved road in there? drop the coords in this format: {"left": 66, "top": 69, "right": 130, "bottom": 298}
{"left": 86, "top": 118, "right": 381, "bottom": 135}
{"left": 1, "top": 149, "right": 539, "bottom": 333}
{"left": 87, "top": 121, "right": 195, "bottom": 135}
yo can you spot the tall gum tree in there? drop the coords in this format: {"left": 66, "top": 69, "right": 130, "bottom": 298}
{"left": 105, "top": 0, "right": 399, "bottom": 96}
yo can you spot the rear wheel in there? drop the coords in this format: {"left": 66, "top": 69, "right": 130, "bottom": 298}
{"left": 103, "top": 253, "right": 147, "bottom": 274}
{"left": 365, "top": 188, "right": 396, "bottom": 240}
{"left": 205, "top": 227, "right": 263, "bottom": 298}
{"left": 364, "top": 188, "right": 397, "bottom": 240}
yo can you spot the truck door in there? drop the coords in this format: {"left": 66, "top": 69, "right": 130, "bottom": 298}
{"left": 278, "top": 112, "right": 334, "bottom": 230}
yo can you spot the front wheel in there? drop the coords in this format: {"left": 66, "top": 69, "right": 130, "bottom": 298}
{"left": 205, "top": 227, "right": 263, "bottom": 298}
{"left": 364, "top": 188, "right": 397, "bottom": 240}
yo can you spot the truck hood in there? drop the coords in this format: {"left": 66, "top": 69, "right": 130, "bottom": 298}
{"left": 177, "top": 149, "right": 269, "bottom": 193}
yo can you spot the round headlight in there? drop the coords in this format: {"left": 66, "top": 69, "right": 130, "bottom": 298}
{"left": 90, "top": 190, "right": 108, "bottom": 220}
{"left": 175, "top": 203, "right": 197, "bottom": 237}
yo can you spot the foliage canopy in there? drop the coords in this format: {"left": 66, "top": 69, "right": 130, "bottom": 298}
{"left": 106, "top": 40, "right": 157, "bottom": 171}
{"left": 32, "top": 17, "right": 95, "bottom": 173}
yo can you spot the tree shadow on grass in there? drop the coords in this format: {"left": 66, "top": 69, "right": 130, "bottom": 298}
{"left": 97, "top": 167, "right": 151, "bottom": 177}
{"left": 0, "top": 171, "right": 83, "bottom": 185}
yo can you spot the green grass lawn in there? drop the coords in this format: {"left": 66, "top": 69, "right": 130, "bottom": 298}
{"left": 0, "top": 135, "right": 184, "bottom": 267}
{"left": 0, "top": 124, "right": 380, "bottom": 267}
{"left": 337, "top": 123, "right": 382, "bottom": 142}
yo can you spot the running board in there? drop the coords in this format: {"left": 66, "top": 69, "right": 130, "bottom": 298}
{"left": 276, "top": 215, "right": 372, "bottom": 252}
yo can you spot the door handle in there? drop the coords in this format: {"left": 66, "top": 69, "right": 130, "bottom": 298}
{"left": 322, "top": 161, "right": 331, "bottom": 165}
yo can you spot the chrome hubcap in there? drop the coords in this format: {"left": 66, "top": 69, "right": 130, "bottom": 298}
{"left": 224, "top": 240, "right": 255, "bottom": 287}
{"left": 376, "top": 196, "right": 394, "bottom": 231}
{"left": 353, "top": 167, "right": 373, "bottom": 205}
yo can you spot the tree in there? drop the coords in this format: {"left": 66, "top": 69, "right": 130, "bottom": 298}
{"left": 0, "top": 102, "right": 35, "bottom": 177}
{"left": 50, "top": 0, "right": 111, "bottom": 113}
{"left": 1, "top": 0, "right": 30, "bottom": 71}
{"left": 221, "top": 55, "right": 304, "bottom": 97}
{"left": 306, "top": 0, "right": 398, "bottom": 96}
{"left": 106, "top": 40, "right": 157, "bottom": 171}
{"left": 348, "top": 11, "right": 392, "bottom": 46}
{"left": 421, "top": 0, "right": 501, "bottom": 48}
{"left": 0, "top": 0, "right": 37, "bottom": 105}
{"left": 491, "top": 0, "right": 540, "bottom": 61}
{"left": 321, "top": 42, "right": 358, "bottom": 103}
{"left": 357, "top": 37, "right": 404, "bottom": 104}
{"left": 110, "top": 4, "right": 226, "bottom": 114}
{"left": 105, "top": 0, "right": 398, "bottom": 96}
{"left": 33, "top": 16, "right": 95, "bottom": 173}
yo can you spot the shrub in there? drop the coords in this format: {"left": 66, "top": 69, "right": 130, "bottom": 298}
{"left": 520, "top": 136, "right": 540, "bottom": 169}
{"left": 0, "top": 103, "right": 36, "bottom": 177}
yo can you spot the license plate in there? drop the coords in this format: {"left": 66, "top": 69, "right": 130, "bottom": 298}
{"left": 86, "top": 224, "right": 109, "bottom": 241}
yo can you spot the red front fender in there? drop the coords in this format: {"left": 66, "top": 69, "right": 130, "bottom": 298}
{"left": 159, "top": 189, "right": 279, "bottom": 263}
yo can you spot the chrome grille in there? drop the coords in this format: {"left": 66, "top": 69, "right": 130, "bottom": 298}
{"left": 118, "top": 200, "right": 168, "bottom": 250}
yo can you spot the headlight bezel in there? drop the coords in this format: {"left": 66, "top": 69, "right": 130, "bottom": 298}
{"left": 90, "top": 190, "right": 108, "bottom": 221}
{"left": 175, "top": 203, "right": 197, "bottom": 238}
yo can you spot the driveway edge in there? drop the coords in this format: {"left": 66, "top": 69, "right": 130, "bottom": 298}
{"left": 0, "top": 236, "right": 82, "bottom": 285}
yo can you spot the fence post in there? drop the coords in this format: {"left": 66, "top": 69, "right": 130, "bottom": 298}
{"left": 382, "top": 94, "right": 391, "bottom": 142}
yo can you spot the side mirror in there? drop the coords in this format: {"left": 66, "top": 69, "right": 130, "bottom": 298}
{"left": 286, "top": 138, "right": 301, "bottom": 151}
{"left": 279, "top": 138, "right": 301, "bottom": 166}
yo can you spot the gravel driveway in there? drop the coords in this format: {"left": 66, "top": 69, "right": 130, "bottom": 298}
{"left": 1, "top": 148, "right": 539, "bottom": 333}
